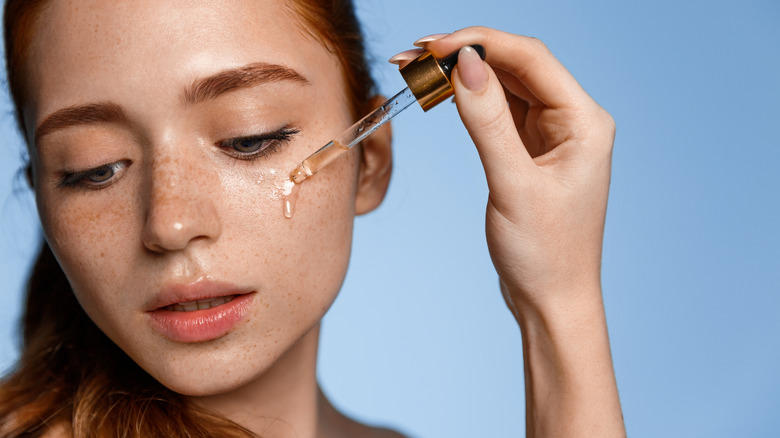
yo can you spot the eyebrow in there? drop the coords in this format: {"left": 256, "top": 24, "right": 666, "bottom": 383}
{"left": 182, "top": 62, "right": 310, "bottom": 105}
{"left": 34, "top": 63, "right": 309, "bottom": 142}
{"left": 35, "top": 102, "right": 128, "bottom": 143}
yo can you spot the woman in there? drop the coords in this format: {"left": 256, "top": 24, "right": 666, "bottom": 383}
{"left": 0, "top": 0, "right": 625, "bottom": 436}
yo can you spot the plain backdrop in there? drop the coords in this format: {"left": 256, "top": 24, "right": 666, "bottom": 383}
{"left": 1, "top": 1, "right": 778, "bottom": 437}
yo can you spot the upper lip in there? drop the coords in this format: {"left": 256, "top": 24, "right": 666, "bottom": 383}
{"left": 145, "top": 277, "right": 253, "bottom": 311}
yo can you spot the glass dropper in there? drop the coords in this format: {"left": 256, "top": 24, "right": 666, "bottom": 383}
{"left": 289, "top": 45, "right": 485, "bottom": 185}
{"left": 289, "top": 87, "right": 416, "bottom": 183}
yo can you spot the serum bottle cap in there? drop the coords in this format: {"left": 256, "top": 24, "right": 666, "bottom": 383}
{"left": 399, "top": 45, "right": 486, "bottom": 112}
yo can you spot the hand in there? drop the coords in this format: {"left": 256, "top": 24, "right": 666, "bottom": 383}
{"left": 392, "top": 28, "right": 625, "bottom": 438}
{"left": 396, "top": 28, "right": 615, "bottom": 318}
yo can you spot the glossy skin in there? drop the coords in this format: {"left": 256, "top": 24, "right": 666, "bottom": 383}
{"left": 26, "top": 0, "right": 392, "bottom": 434}
{"left": 22, "top": 0, "right": 625, "bottom": 436}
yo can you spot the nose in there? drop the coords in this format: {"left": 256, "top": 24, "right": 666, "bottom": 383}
{"left": 141, "top": 151, "right": 221, "bottom": 253}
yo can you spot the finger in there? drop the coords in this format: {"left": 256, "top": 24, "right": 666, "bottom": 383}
{"left": 491, "top": 68, "right": 550, "bottom": 158}
{"left": 491, "top": 69, "right": 548, "bottom": 158}
{"left": 427, "top": 27, "right": 592, "bottom": 109}
{"left": 412, "top": 33, "right": 450, "bottom": 47}
{"left": 451, "top": 46, "right": 537, "bottom": 192}
{"left": 388, "top": 48, "right": 425, "bottom": 66}
{"left": 493, "top": 67, "right": 540, "bottom": 107}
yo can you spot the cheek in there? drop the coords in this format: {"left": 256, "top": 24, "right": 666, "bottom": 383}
{"left": 36, "top": 185, "right": 138, "bottom": 319}
{"left": 286, "top": 154, "right": 358, "bottom": 291}
{"left": 216, "top": 148, "right": 359, "bottom": 299}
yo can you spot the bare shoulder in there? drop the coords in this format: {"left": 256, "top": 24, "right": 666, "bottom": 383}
{"left": 317, "top": 389, "right": 410, "bottom": 438}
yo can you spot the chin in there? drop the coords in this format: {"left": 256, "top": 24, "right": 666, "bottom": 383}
{"left": 130, "top": 322, "right": 314, "bottom": 397}
{"left": 146, "top": 352, "right": 271, "bottom": 397}
{"left": 162, "top": 372, "right": 254, "bottom": 397}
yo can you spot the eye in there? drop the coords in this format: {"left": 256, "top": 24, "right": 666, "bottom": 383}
{"left": 58, "top": 160, "right": 130, "bottom": 190}
{"left": 87, "top": 166, "right": 116, "bottom": 183}
{"left": 217, "top": 127, "right": 300, "bottom": 160}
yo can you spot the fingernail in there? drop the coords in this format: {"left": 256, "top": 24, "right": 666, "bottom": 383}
{"left": 457, "top": 46, "right": 488, "bottom": 91}
{"left": 413, "top": 33, "right": 449, "bottom": 47}
{"left": 388, "top": 49, "right": 423, "bottom": 65}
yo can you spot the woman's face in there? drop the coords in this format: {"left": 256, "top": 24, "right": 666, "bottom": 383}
{"left": 24, "top": 0, "right": 381, "bottom": 395}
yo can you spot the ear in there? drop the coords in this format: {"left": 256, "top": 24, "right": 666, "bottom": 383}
{"left": 354, "top": 95, "right": 393, "bottom": 215}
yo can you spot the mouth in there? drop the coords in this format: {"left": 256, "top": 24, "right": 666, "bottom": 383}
{"left": 162, "top": 295, "right": 237, "bottom": 312}
{"left": 145, "top": 279, "right": 255, "bottom": 343}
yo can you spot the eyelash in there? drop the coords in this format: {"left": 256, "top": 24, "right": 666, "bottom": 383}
{"left": 216, "top": 127, "right": 300, "bottom": 161}
{"left": 55, "top": 128, "right": 299, "bottom": 190}
{"left": 58, "top": 160, "right": 130, "bottom": 190}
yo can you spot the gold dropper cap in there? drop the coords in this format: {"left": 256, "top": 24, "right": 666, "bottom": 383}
{"left": 399, "top": 45, "right": 486, "bottom": 112}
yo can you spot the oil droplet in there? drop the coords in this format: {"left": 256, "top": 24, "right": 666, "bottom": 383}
{"left": 282, "top": 179, "right": 300, "bottom": 219}
{"left": 285, "top": 140, "right": 350, "bottom": 218}
{"left": 290, "top": 163, "right": 311, "bottom": 185}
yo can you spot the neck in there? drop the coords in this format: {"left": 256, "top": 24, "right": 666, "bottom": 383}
{"left": 190, "top": 324, "right": 329, "bottom": 438}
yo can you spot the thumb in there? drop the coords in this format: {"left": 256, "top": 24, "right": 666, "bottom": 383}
{"left": 452, "top": 46, "right": 534, "bottom": 191}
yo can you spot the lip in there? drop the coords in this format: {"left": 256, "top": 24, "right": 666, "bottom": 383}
{"left": 145, "top": 278, "right": 255, "bottom": 343}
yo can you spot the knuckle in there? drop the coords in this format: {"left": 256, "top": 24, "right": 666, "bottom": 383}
{"left": 463, "top": 98, "right": 513, "bottom": 142}
{"left": 597, "top": 107, "right": 616, "bottom": 137}
{"left": 481, "top": 104, "right": 509, "bottom": 133}
{"left": 587, "top": 106, "right": 616, "bottom": 153}
{"left": 450, "top": 26, "right": 490, "bottom": 45}
{"left": 462, "top": 25, "right": 489, "bottom": 35}
{"left": 523, "top": 36, "right": 550, "bottom": 53}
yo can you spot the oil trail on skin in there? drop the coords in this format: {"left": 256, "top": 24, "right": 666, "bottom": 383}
{"left": 282, "top": 179, "right": 300, "bottom": 219}
{"left": 283, "top": 140, "right": 349, "bottom": 219}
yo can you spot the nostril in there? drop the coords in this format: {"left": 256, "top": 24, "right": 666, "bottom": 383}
{"left": 143, "top": 220, "right": 190, "bottom": 253}
{"left": 142, "top": 199, "right": 221, "bottom": 254}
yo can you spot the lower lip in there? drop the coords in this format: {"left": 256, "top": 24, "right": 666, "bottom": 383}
{"left": 146, "top": 293, "right": 254, "bottom": 343}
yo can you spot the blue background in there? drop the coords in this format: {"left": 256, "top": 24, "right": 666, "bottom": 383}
{"left": 1, "top": 1, "right": 778, "bottom": 436}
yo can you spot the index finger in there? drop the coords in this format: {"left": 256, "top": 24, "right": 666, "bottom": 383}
{"left": 425, "top": 27, "right": 592, "bottom": 109}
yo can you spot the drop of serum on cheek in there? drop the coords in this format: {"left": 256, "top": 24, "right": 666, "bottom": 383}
{"left": 282, "top": 179, "right": 301, "bottom": 219}
{"left": 283, "top": 140, "right": 350, "bottom": 219}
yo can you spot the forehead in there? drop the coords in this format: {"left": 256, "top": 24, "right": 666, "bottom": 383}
{"left": 25, "top": 0, "right": 342, "bottom": 130}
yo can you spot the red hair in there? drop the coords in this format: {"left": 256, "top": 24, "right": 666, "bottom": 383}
{"left": 0, "top": 1, "right": 376, "bottom": 436}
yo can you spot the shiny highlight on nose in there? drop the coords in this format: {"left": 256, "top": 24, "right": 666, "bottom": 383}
{"left": 141, "top": 155, "right": 222, "bottom": 253}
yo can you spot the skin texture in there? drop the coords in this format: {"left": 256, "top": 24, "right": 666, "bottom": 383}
{"left": 26, "top": 0, "right": 393, "bottom": 436}
{"left": 22, "top": 0, "right": 625, "bottom": 435}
